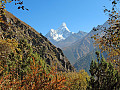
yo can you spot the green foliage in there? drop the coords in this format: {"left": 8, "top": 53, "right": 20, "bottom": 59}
{"left": 87, "top": 51, "right": 120, "bottom": 90}
{"left": 0, "top": 38, "right": 90, "bottom": 89}
{"left": 0, "top": 39, "right": 64, "bottom": 89}
{"left": 0, "top": 39, "right": 18, "bottom": 75}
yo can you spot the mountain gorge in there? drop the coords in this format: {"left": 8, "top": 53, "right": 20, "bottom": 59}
{"left": 45, "top": 20, "right": 109, "bottom": 73}
{"left": 63, "top": 21, "right": 109, "bottom": 72}
{"left": 73, "top": 21, "right": 109, "bottom": 73}
{"left": 0, "top": 10, "right": 74, "bottom": 72}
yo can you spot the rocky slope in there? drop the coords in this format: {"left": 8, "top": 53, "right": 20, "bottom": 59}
{"left": 62, "top": 21, "right": 109, "bottom": 64}
{"left": 0, "top": 10, "right": 74, "bottom": 72}
{"left": 73, "top": 49, "right": 97, "bottom": 73}
{"left": 62, "top": 30, "right": 95, "bottom": 64}
{"left": 73, "top": 48, "right": 108, "bottom": 74}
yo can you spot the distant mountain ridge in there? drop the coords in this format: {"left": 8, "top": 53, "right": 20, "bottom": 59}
{"left": 63, "top": 21, "right": 109, "bottom": 72}
{"left": 62, "top": 21, "right": 109, "bottom": 64}
{"left": 45, "top": 23, "right": 87, "bottom": 48}
{"left": 62, "top": 30, "right": 95, "bottom": 64}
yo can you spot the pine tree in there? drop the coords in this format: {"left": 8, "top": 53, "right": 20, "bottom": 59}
{"left": 87, "top": 51, "right": 120, "bottom": 90}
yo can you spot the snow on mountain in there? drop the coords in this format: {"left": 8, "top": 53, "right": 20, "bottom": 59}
{"left": 45, "top": 22, "right": 74, "bottom": 42}
{"left": 49, "top": 29, "right": 65, "bottom": 41}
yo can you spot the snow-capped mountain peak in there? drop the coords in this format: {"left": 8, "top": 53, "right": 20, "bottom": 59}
{"left": 57, "top": 22, "right": 70, "bottom": 33}
{"left": 45, "top": 22, "right": 74, "bottom": 42}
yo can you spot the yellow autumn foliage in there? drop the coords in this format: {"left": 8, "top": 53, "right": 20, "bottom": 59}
{"left": 64, "top": 70, "right": 89, "bottom": 90}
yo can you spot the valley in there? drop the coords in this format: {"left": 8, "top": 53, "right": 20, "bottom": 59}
{"left": 45, "top": 21, "right": 109, "bottom": 73}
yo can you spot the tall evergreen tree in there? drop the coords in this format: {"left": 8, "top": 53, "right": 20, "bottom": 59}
{"left": 87, "top": 51, "right": 120, "bottom": 90}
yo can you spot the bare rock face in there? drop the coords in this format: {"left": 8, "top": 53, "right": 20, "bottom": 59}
{"left": 0, "top": 10, "right": 74, "bottom": 72}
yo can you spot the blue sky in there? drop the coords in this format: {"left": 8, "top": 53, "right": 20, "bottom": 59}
{"left": 6, "top": 0, "right": 112, "bottom": 35}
